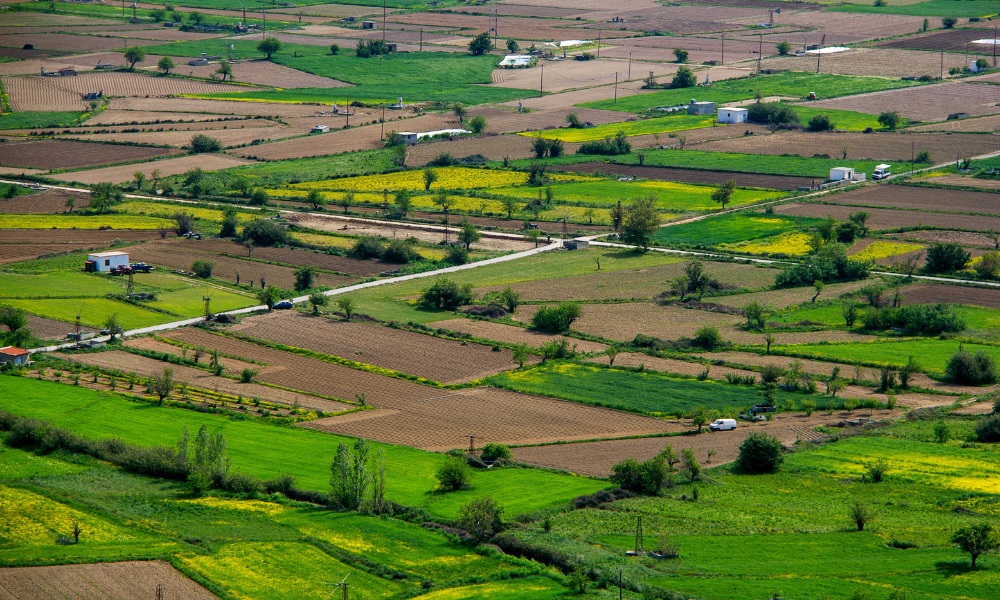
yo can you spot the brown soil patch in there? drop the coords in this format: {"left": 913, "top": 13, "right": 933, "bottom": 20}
{"left": 0, "top": 139, "right": 173, "bottom": 170}
{"left": 0, "top": 52, "right": 124, "bottom": 77}
{"left": 126, "top": 238, "right": 359, "bottom": 291}
{"left": 0, "top": 189, "right": 90, "bottom": 214}
{"left": 886, "top": 229, "right": 995, "bottom": 248}
{"left": 0, "top": 561, "right": 218, "bottom": 600}
{"left": 761, "top": 48, "right": 952, "bottom": 79}
{"left": 924, "top": 174, "right": 1000, "bottom": 189}
{"left": 84, "top": 109, "right": 255, "bottom": 126}
{"left": 406, "top": 134, "right": 546, "bottom": 165}
{"left": 910, "top": 114, "right": 1000, "bottom": 133}
{"left": 554, "top": 162, "right": 812, "bottom": 190}
{"left": 305, "top": 386, "right": 677, "bottom": 451}
{"left": 192, "top": 238, "right": 386, "bottom": 277}
{"left": 903, "top": 283, "right": 1000, "bottom": 310}
{"left": 710, "top": 279, "right": 873, "bottom": 309}
{"left": 821, "top": 185, "right": 1000, "bottom": 215}
{"left": 774, "top": 10, "right": 927, "bottom": 44}
{"left": 27, "top": 314, "right": 96, "bottom": 341}
{"left": 112, "top": 97, "right": 329, "bottom": 117}
{"left": 808, "top": 81, "right": 1000, "bottom": 122}
{"left": 491, "top": 59, "right": 673, "bottom": 93}
{"left": 881, "top": 28, "right": 998, "bottom": 51}
{"left": 0, "top": 33, "right": 144, "bottom": 53}
{"left": 231, "top": 311, "right": 521, "bottom": 384}
{"left": 67, "top": 349, "right": 350, "bottom": 413}
{"left": 776, "top": 202, "right": 1000, "bottom": 233}
{"left": 0, "top": 229, "right": 156, "bottom": 244}
{"left": 64, "top": 125, "right": 298, "bottom": 149}
{"left": 50, "top": 154, "right": 252, "bottom": 185}
{"left": 0, "top": 75, "right": 85, "bottom": 111}
{"left": 428, "top": 317, "right": 608, "bottom": 352}
{"left": 698, "top": 130, "right": 1000, "bottom": 162}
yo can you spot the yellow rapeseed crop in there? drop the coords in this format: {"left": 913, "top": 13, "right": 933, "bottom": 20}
{"left": 0, "top": 485, "right": 132, "bottom": 546}
{"left": 292, "top": 167, "right": 590, "bottom": 193}
{"left": 852, "top": 241, "right": 923, "bottom": 262}
{"left": 721, "top": 232, "right": 812, "bottom": 256}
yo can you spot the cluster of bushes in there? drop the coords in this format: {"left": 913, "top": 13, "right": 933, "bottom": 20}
{"left": 578, "top": 131, "right": 631, "bottom": 156}
{"left": 241, "top": 219, "right": 288, "bottom": 246}
{"left": 774, "top": 243, "right": 870, "bottom": 287}
{"left": 355, "top": 39, "right": 391, "bottom": 58}
{"left": 419, "top": 278, "right": 474, "bottom": 310}
{"left": 747, "top": 102, "right": 800, "bottom": 128}
{"left": 860, "top": 303, "right": 965, "bottom": 335}
{"left": 531, "top": 137, "right": 564, "bottom": 158}
{"left": 923, "top": 242, "right": 970, "bottom": 274}
{"left": 348, "top": 236, "right": 422, "bottom": 264}
{"left": 530, "top": 302, "right": 581, "bottom": 333}
{"left": 946, "top": 345, "right": 998, "bottom": 385}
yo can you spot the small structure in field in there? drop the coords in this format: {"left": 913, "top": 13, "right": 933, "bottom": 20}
{"left": 688, "top": 99, "right": 715, "bottom": 115}
{"left": 829, "top": 167, "right": 865, "bottom": 182}
{"left": 0, "top": 346, "right": 29, "bottom": 366}
{"left": 398, "top": 129, "right": 471, "bottom": 144}
{"left": 188, "top": 53, "right": 210, "bottom": 66}
{"left": 311, "top": 124, "right": 330, "bottom": 133}
{"left": 717, "top": 107, "right": 748, "bottom": 124}
{"left": 499, "top": 54, "right": 533, "bottom": 68}
{"left": 361, "top": 20, "right": 376, "bottom": 29}
{"left": 86, "top": 251, "right": 129, "bottom": 273}
{"left": 563, "top": 239, "right": 589, "bottom": 250}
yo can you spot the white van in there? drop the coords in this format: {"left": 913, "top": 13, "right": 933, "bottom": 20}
{"left": 709, "top": 418, "right": 738, "bottom": 431}
{"left": 873, "top": 164, "right": 891, "bottom": 180}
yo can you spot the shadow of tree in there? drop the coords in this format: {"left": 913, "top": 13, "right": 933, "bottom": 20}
{"left": 935, "top": 559, "right": 974, "bottom": 577}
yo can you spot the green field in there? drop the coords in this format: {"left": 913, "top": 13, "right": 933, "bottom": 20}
{"left": 0, "top": 377, "right": 606, "bottom": 520}
{"left": 651, "top": 211, "right": 824, "bottom": 247}
{"left": 791, "top": 105, "right": 892, "bottom": 132}
{"left": 222, "top": 150, "right": 398, "bottom": 186}
{"left": 527, "top": 114, "right": 716, "bottom": 142}
{"left": 0, "top": 214, "right": 172, "bottom": 230}
{"left": 773, "top": 338, "right": 1000, "bottom": 377}
{"left": 487, "top": 362, "right": 800, "bottom": 417}
{"left": 582, "top": 72, "right": 920, "bottom": 113}
{"left": 0, "top": 111, "right": 89, "bottom": 131}
{"left": 830, "top": 0, "right": 1000, "bottom": 17}
{"left": 10, "top": 1, "right": 296, "bottom": 28}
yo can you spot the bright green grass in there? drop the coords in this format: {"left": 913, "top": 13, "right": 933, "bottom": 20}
{"left": 5, "top": 297, "right": 173, "bottom": 330}
{"left": 487, "top": 362, "right": 799, "bottom": 417}
{"left": 772, "top": 301, "right": 854, "bottom": 327}
{"left": 0, "top": 444, "right": 87, "bottom": 481}
{"left": 582, "top": 72, "right": 919, "bottom": 113}
{"left": 0, "top": 272, "right": 123, "bottom": 299}
{"left": 10, "top": 1, "right": 295, "bottom": 28}
{"left": 792, "top": 105, "right": 892, "bottom": 132}
{"left": 492, "top": 179, "right": 783, "bottom": 212}
{"left": 0, "top": 377, "right": 606, "bottom": 519}
{"left": 346, "top": 247, "right": 685, "bottom": 323}
{"left": 651, "top": 212, "right": 824, "bottom": 247}
{"left": 0, "top": 111, "right": 88, "bottom": 131}
{"left": 527, "top": 114, "right": 715, "bottom": 142}
{"left": 774, "top": 338, "right": 1000, "bottom": 377}
{"left": 829, "top": 0, "right": 1000, "bottom": 17}
{"left": 149, "top": 285, "right": 256, "bottom": 315}
{"left": 415, "top": 579, "right": 572, "bottom": 599}
{"left": 223, "top": 150, "right": 397, "bottom": 186}
{"left": 196, "top": 84, "right": 533, "bottom": 107}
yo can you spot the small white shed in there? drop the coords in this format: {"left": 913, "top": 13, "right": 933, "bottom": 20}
{"left": 311, "top": 124, "right": 330, "bottom": 133}
{"left": 87, "top": 251, "right": 129, "bottom": 272}
{"left": 398, "top": 132, "right": 419, "bottom": 145}
{"left": 688, "top": 99, "right": 715, "bottom": 115}
{"left": 717, "top": 107, "right": 748, "bottom": 124}
{"left": 829, "top": 167, "right": 855, "bottom": 181}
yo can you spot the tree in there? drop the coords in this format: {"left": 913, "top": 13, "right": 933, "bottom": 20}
{"left": 435, "top": 455, "right": 471, "bottom": 491}
{"left": 329, "top": 43, "right": 340, "bottom": 55}
{"left": 670, "top": 66, "right": 696, "bottom": 89}
{"left": 150, "top": 8, "right": 166, "bottom": 21}
{"left": 735, "top": 433, "right": 784, "bottom": 473}
{"left": 469, "top": 32, "right": 492, "bottom": 56}
{"left": 457, "top": 220, "right": 481, "bottom": 250}
{"left": 498, "top": 287, "right": 520, "bottom": 313}
{"left": 423, "top": 168, "right": 438, "bottom": 191}
{"left": 467, "top": 115, "right": 487, "bottom": 134}
{"left": 609, "top": 199, "right": 625, "bottom": 233}
{"left": 330, "top": 438, "right": 376, "bottom": 510}
{"left": 188, "top": 425, "right": 230, "bottom": 494}
{"left": 258, "top": 36, "right": 282, "bottom": 59}
{"left": 506, "top": 38, "right": 519, "bottom": 53}
{"left": 124, "top": 46, "right": 145, "bottom": 69}
{"left": 776, "top": 40, "right": 792, "bottom": 55}
{"left": 530, "top": 302, "right": 581, "bottom": 333}
{"left": 192, "top": 260, "right": 214, "bottom": 278}
{"left": 946, "top": 346, "right": 997, "bottom": 385}
{"left": 419, "top": 278, "right": 473, "bottom": 310}
{"left": 215, "top": 59, "right": 233, "bottom": 81}
{"left": 681, "top": 448, "right": 701, "bottom": 483}
{"left": 294, "top": 265, "right": 316, "bottom": 291}
{"left": 302, "top": 189, "right": 325, "bottom": 211}
{"left": 942, "top": 16, "right": 958, "bottom": 29}
{"left": 339, "top": 192, "right": 353, "bottom": 214}
{"left": 499, "top": 196, "right": 518, "bottom": 220}
{"left": 257, "top": 285, "right": 282, "bottom": 310}
{"left": 64, "top": 197, "right": 75, "bottom": 213}
{"left": 157, "top": 56, "right": 174, "bottom": 75}
{"left": 132, "top": 170, "right": 146, "bottom": 191}
{"left": 458, "top": 496, "right": 504, "bottom": 542}
{"left": 850, "top": 502, "right": 872, "bottom": 532}
{"left": 148, "top": 368, "right": 175, "bottom": 406}
{"left": 744, "top": 300, "right": 767, "bottom": 330}
{"left": 673, "top": 48, "right": 689, "bottom": 63}
{"left": 90, "top": 182, "right": 123, "bottom": 214}
{"left": 620, "top": 196, "right": 661, "bottom": 250}
{"left": 187, "top": 11, "right": 205, "bottom": 24}
{"left": 103, "top": 313, "right": 123, "bottom": 342}
{"left": 952, "top": 523, "right": 999, "bottom": 568}
{"left": 0, "top": 305, "right": 27, "bottom": 334}
{"left": 336, "top": 296, "right": 356, "bottom": 320}
{"left": 308, "top": 291, "right": 327, "bottom": 315}
{"left": 924, "top": 242, "right": 970, "bottom": 273}
{"left": 878, "top": 111, "right": 901, "bottom": 131}
{"left": 689, "top": 407, "right": 709, "bottom": 432}
{"left": 249, "top": 188, "right": 268, "bottom": 206}
{"left": 190, "top": 134, "right": 222, "bottom": 153}
{"left": 711, "top": 178, "right": 736, "bottom": 210}
{"left": 807, "top": 114, "right": 835, "bottom": 131}
{"left": 433, "top": 192, "right": 455, "bottom": 238}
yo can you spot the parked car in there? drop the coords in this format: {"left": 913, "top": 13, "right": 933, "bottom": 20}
{"left": 709, "top": 418, "right": 738, "bottom": 431}
{"left": 273, "top": 300, "right": 294, "bottom": 309}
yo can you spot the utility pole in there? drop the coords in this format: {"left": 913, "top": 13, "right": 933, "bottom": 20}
{"left": 941, "top": 50, "right": 944, "bottom": 79}
{"left": 721, "top": 32, "right": 725, "bottom": 65}
{"left": 419, "top": 27, "right": 423, "bottom": 52}
{"left": 911, "top": 141, "right": 915, "bottom": 174}
{"left": 262, "top": 0, "right": 266, "bottom": 39}
{"left": 382, "top": 0, "right": 387, "bottom": 42}
{"left": 380, "top": 104, "right": 385, "bottom": 139}
{"left": 346, "top": 95, "right": 350, "bottom": 127}
{"left": 994, "top": 26, "right": 998, "bottom": 66}
{"left": 597, "top": 29, "right": 602, "bottom": 58}
{"left": 758, "top": 33, "right": 763, "bottom": 73}
{"left": 614, "top": 72, "right": 618, "bottom": 104}
{"left": 628, "top": 52, "right": 632, "bottom": 79}
{"left": 539, "top": 63, "right": 543, "bottom": 97}
{"left": 618, "top": 568, "right": 623, "bottom": 600}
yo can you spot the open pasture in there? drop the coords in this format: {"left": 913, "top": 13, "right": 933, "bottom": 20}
{"left": 698, "top": 130, "right": 1000, "bottom": 163}
{"left": 552, "top": 162, "right": 815, "bottom": 190}
{"left": 0, "top": 139, "right": 173, "bottom": 170}
{"left": 651, "top": 212, "right": 823, "bottom": 247}
{"left": 0, "top": 561, "right": 217, "bottom": 600}
{"left": 230, "top": 311, "right": 522, "bottom": 384}
{"left": 775, "top": 338, "right": 1000, "bottom": 377}
{"left": 776, "top": 202, "right": 1000, "bottom": 233}
{"left": 808, "top": 81, "right": 1000, "bottom": 121}
{"left": 148, "top": 57, "right": 348, "bottom": 88}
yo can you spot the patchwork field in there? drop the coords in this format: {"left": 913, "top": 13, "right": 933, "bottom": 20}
{"left": 0, "top": 139, "right": 173, "bottom": 170}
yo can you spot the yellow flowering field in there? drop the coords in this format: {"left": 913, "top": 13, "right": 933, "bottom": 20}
{"left": 118, "top": 201, "right": 255, "bottom": 224}
{"left": 291, "top": 167, "right": 589, "bottom": 193}
{"left": 0, "top": 485, "right": 134, "bottom": 546}
{"left": 416, "top": 579, "right": 566, "bottom": 599}
{"left": 721, "top": 232, "right": 813, "bottom": 256}
{"left": 852, "top": 240, "right": 923, "bottom": 262}
{"left": 0, "top": 214, "right": 172, "bottom": 230}
{"left": 175, "top": 496, "right": 287, "bottom": 516}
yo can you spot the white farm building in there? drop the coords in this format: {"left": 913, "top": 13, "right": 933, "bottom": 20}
{"left": 717, "top": 107, "right": 748, "bottom": 124}
{"left": 86, "top": 251, "right": 129, "bottom": 272}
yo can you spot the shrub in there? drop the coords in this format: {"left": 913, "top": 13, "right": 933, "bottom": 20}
{"left": 776, "top": 41, "right": 791, "bottom": 55}
{"left": 775, "top": 243, "right": 869, "bottom": 287}
{"left": 445, "top": 245, "right": 469, "bottom": 265}
{"left": 610, "top": 455, "right": 669, "bottom": 495}
{"left": 457, "top": 496, "right": 504, "bottom": 542}
{"left": 735, "top": 433, "right": 784, "bottom": 473}
{"left": 419, "top": 278, "right": 473, "bottom": 310}
{"left": 191, "top": 260, "right": 214, "bottom": 278}
{"left": 294, "top": 265, "right": 316, "bottom": 291}
{"left": 578, "top": 131, "right": 631, "bottom": 156}
{"left": 923, "top": 242, "right": 970, "bottom": 273}
{"left": 480, "top": 443, "right": 512, "bottom": 462}
{"left": 807, "top": 114, "right": 835, "bottom": 132}
{"left": 382, "top": 239, "right": 419, "bottom": 264}
{"left": 946, "top": 346, "right": 998, "bottom": 385}
{"left": 241, "top": 219, "right": 288, "bottom": 246}
{"left": 942, "top": 16, "right": 957, "bottom": 28}
{"left": 692, "top": 326, "right": 724, "bottom": 350}
{"left": 435, "top": 455, "right": 471, "bottom": 491}
{"left": 467, "top": 115, "right": 487, "bottom": 134}
{"left": 530, "top": 302, "right": 581, "bottom": 333}
{"left": 670, "top": 65, "right": 696, "bottom": 88}
{"left": 878, "top": 111, "right": 901, "bottom": 130}
{"left": 673, "top": 48, "right": 688, "bottom": 63}
{"left": 863, "top": 458, "right": 889, "bottom": 483}
{"left": 190, "top": 134, "right": 222, "bottom": 153}
{"left": 974, "top": 413, "right": 1000, "bottom": 442}
{"left": 747, "top": 102, "right": 800, "bottom": 127}
{"left": 850, "top": 502, "right": 872, "bottom": 531}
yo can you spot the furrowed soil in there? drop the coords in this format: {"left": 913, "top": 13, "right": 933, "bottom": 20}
{"left": 819, "top": 185, "right": 1000, "bottom": 214}
{"left": 0, "top": 189, "right": 90, "bottom": 214}
{"left": 552, "top": 162, "right": 814, "bottom": 190}
{"left": 0, "top": 139, "right": 173, "bottom": 170}
{"left": 0, "top": 561, "right": 218, "bottom": 600}
{"left": 903, "top": 283, "right": 1000, "bottom": 310}
{"left": 428, "top": 318, "right": 608, "bottom": 352}
{"left": 50, "top": 154, "right": 252, "bottom": 185}
{"left": 190, "top": 239, "right": 386, "bottom": 277}
{"left": 65, "top": 349, "right": 351, "bottom": 413}
{"left": 230, "top": 312, "right": 522, "bottom": 384}
{"left": 776, "top": 202, "right": 1000, "bottom": 232}
{"left": 807, "top": 81, "right": 1000, "bottom": 121}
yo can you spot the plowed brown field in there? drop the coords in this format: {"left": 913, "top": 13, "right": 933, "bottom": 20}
{"left": 903, "top": 283, "right": 1000, "bottom": 310}
{"left": 428, "top": 318, "right": 608, "bottom": 352}
{"left": 820, "top": 185, "right": 1000, "bottom": 215}
{"left": 776, "top": 202, "right": 1000, "bottom": 232}
{"left": 0, "top": 189, "right": 89, "bottom": 214}
{"left": 231, "top": 312, "right": 521, "bottom": 384}
{"left": 807, "top": 82, "right": 1000, "bottom": 121}
{"left": 51, "top": 154, "right": 251, "bottom": 185}
{"left": 0, "top": 76, "right": 84, "bottom": 111}
{"left": 181, "top": 238, "right": 385, "bottom": 277}
{"left": 0, "top": 139, "right": 173, "bottom": 170}
{"left": 0, "top": 561, "right": 218, "bottom": 600}
{"left": 46, "top": 71, "right": 250, "bottom": 97}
